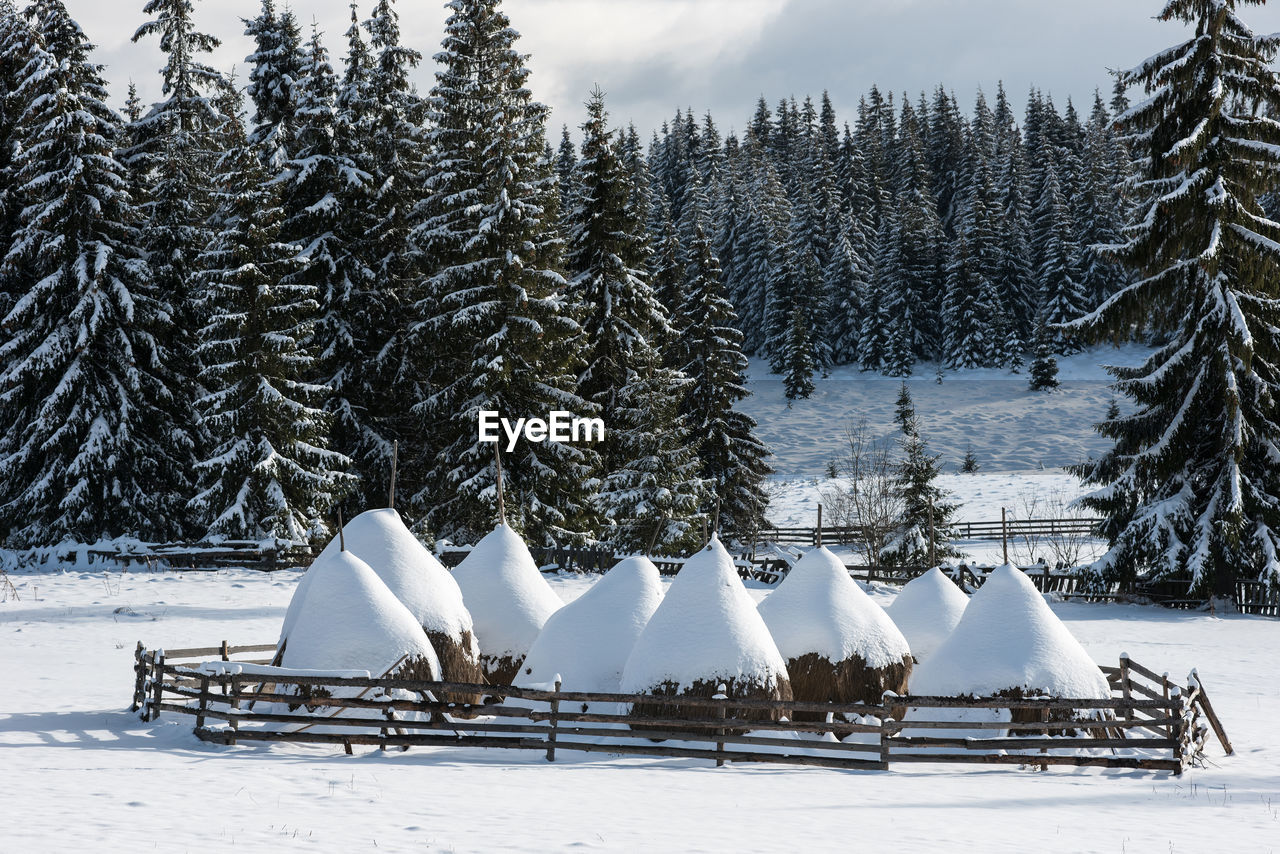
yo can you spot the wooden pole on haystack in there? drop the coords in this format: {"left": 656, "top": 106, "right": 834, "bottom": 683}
{"left": 494, "top": 442, "right": 507, "bottom": 526}
{"left": 647, "top": 516, "right": 665, "bottom": 556}
{"left": 338, "top": 507, "right": 346, "bottom": 551}
{"left": 388, "top": 440, "right": 399, "bottom": 510}
{"left": 927, "top": 494, "right": 936, "bottom": 567}
{"left": 1001, "top": 507, "right": 1009, "bottom": 565}
{"left": 816, "top": 504, "right": 823, "bottom": 548}
{"left": 713, "top": 496, "right": 722, "bottom": 537}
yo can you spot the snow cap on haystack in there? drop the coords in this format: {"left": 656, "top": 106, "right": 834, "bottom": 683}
{"left": 757, "top": 545, "right": 912, "bottom": 708}
{"left": 887, "top": 567, "right": 969, "bottom": 662}
{"left": 911, "top": 564, "right": 1110, "bottom": 699}
{"left": 452, "top": 523, "right": 562, "bottom": 684}
{"left": 312, "top": 509, "right": 483, "bottom": 696}
{"left": 621, "top": 536, "right": 791, "bottom": 713}
{"left": 277, "top": 549, "right": 440, "bottom": 681}
{"left": 518, "top": 555, "right": 665, "bottom": 693}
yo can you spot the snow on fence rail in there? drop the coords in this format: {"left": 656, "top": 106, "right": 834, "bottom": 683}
{"left": 132, "top": 642, "right": 1231, "bottom": 776}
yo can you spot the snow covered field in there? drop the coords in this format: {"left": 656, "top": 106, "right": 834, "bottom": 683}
{"left": 742, "top": 345, "right": 1151, "bottom": 477}
{"left": 2, "top": 565, "right": 1274, "bottom": 853}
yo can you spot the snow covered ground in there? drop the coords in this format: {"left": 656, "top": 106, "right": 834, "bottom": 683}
{"left": 742, "top": 345, "right": 1151, "bottom": 477}
{"left": 2, "top": 564, "right": 1274, "bottom": 853}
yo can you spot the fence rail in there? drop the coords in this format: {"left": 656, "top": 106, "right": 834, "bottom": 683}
{"left": 132, "top": 642, "right": 1230, "bottom": 776}
{"left": 755, "top": 517, "right": 1102, "bottom": 547}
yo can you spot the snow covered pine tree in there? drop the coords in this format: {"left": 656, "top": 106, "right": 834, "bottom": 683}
{"left": 1071, "top": 0, "right": 1280, "bottom": 595}
{"left": 0, "top": 0, "right": 194, "bottom": 545}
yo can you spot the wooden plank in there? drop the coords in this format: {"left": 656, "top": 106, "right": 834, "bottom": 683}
{"left": 539, "top": 739, "right": 885, "bottom": 771}
{"left": 888, "top": 716, "right": 1178, "bottom": 732}
{"left": 888, "top": 736, "right": 1176, "bottom": 750}
{"left": 534, "top": 710, "right": 881, "bottom": 736}
{"left": 897, "top": 695, "right": 1175, "bottom": 711}
{"left": 1189, "top": 672, "right": 1233, "bottom": 755}
{"left": 885, "top": 752, "right": 1181, "bottom": 771}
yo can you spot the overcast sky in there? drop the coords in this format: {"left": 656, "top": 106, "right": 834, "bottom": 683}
{"left": 66, "top": 0, "right": 1280, "bottom": 137}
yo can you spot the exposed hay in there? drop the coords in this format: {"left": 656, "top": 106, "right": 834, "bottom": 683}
{"left": 785, "top": 652, "right": 913, "bottom": 722}
{"left": 629, "top": 676, "right": 794, "bottom": 736}
{"left": 428, "top": 627, "right": 485, "bottom": 706}
{"left": 387, "top": 653, "right": 440, "bottom": 682}
{"left": 481, "top": 653, "right": 525, "bottom": 688}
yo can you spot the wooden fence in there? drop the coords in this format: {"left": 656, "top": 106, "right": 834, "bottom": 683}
{"left": 755, "top": 517, "right": 1101, "bottom": 548}
{"left": 132, "top": 642, "right": 1230, "bottom": 776}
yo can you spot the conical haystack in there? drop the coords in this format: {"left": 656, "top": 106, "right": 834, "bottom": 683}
{"left": 276, "top": 550, "right": 441, "bottom": 683}
{"left": 886, "top": 567, "right": 969, "bottom": 663}
{"left": 518, "top": 556, "right": 665, "bottom": 693}
{"left": 621, "top": 536, "right": 792, "bottom": 729}
{"left": 910, "top": 564, "right": 1111, "bottom": 732}
{"left": 314, "top": 509, "right": 483, "bottom": 702}
{"left": 758, "top": 546, "right": 912, "bottom": 718}
{"left": 452, "top": 524, "right": 563, "bottom": 685}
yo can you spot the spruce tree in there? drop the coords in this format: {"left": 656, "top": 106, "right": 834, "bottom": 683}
{"left": 678, "top": 221, "right": 771, "bottom": 540}
{"left": 942, "top": 235, "right": 993, "bottom": 369}
{"left": 0, "top": 1, "right": 35, "bottom": 320}
{"left": 1035, "top": 151, "right": 1088, "bottom": 352}
{"left": 565, "top": 88, "right": 700, "bottom": 546}
{"left": 126, "top": 0, "right": 225, "bottom": 471}
{"left": 1028, "top": 315, "right": 1060, "bottom": 391}
{"left": 0, "top": 0, "right": 192, "bottom": 545}
{"left": 281, "top": 25, "right": 382, "bottom": 511}
{"left": 782, "top": 304, "right": 817, "bottom": 403}
{"left": 243, "top": 0, "right": 304, "bottom": 167}
{"left": 190, "top": 94, "right": 352, "bottom": 542}
{"left": 1072, "top": 0, "right": 1280, "bottom": 593}
{"left": 883, "top": 384, "right": 959, "bottom": 565}
{"left": 415, "top": 0, "right": 598, "bottom": 545}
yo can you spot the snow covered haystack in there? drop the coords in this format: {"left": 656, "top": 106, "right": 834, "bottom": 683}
{"left": 757, "top": 546, "right": 912, "bottom": 714}
{"left": 451, "top": 524, "right": 563, "bottom": 685}
{"left": 517, "top": 556, "right": 664, "bottom": 694}
{"left": 620, "top": 536, "right": 792, "bottom": 726}
{"left": 910, "top": 564, "right": 1111, "bottom": 730}
{"left": 886, "top": 567, "right": 970, "bottom": 663}
{"left": 313, "top": 509, "right": 484, "bottom": 702}
{"left": 276, "top": 550, "right": 441, "bottom": 682}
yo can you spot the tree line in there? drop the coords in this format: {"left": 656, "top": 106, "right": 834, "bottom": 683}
{"left": 0, "top": 0, "right": 771, "bottom": 551}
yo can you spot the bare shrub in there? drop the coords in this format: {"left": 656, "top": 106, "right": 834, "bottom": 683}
{"left": 821, "top": 420, "right": 903, "bottom": 566}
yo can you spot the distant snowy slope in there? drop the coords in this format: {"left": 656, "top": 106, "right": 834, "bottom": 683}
{"left": 741, "top": 344, "right": 1151, "bottom": 476}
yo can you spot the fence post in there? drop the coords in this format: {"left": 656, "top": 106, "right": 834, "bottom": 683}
{"left": 149, "top": 650, "right": 165, "bottom": 721}
{"left": 880, "top": 691, "right": 895, "bottom": 771}
{"left": 546, "top": 677, "right": 562, "bottom": 762}
{"left": 714, "top": 683, "right": 728, "bottom": 767}
{"left": 1170, "top": 685, "right": 1187, "bottom": 774}
{"left": 1118, "top": 654, "right": 1134, "bottom": 724}
{"left": 195, "top": 674, "right": 210, "bottom": 732}
{"left": 220, "top": 640, "right": 230, "bottom": 661}
{"left": 228, "top": 675, "right": 241, "bottom": 746}
{"left": 131, "top": 642, "right": 146, "bottom": 713}
{"left": 1188, "top": 671, "right": 1233, "bottom": 755}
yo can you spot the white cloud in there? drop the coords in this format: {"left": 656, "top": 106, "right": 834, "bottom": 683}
{"left": 63, "top": 0, "right": 1280, "bottom": 139}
